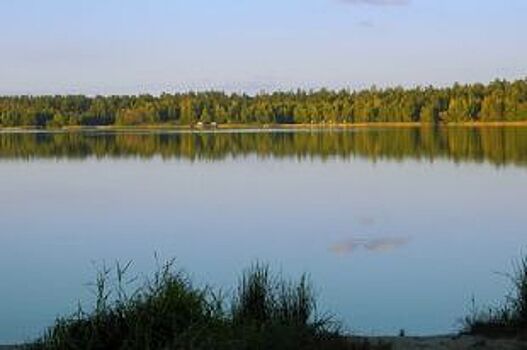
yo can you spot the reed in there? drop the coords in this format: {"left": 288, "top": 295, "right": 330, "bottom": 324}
{"left": 464, "top": 254, "right": 527, "bottom": 338}
{"left": 30, "top": 261, "right": 387, "bottom": 350}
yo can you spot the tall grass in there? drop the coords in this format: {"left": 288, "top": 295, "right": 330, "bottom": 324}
{"left": 464, "top": 254, "right": 527, "bottom": 338}
{"left": 31, "top": 260, "right": 219, "bottom": 349}
{"left": 30, "top": 261, "right": 386, "bottom": 350}
{"left": 232, "top": 264, "right": 314, "bottom": 326}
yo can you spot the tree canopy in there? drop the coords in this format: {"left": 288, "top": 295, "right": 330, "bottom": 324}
{"left": 1, "top": 78, "right": 527, "bottom": 127}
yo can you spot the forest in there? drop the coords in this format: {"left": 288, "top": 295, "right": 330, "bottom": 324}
{"left": 1, "top": 78, "right": 527, "bottom": 127}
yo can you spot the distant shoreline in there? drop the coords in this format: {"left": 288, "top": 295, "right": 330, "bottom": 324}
{"left": 1, "top": 121, "right": 527, "bottom": 133}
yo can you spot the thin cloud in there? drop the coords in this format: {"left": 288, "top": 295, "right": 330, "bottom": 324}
{"left": 340, "top": 0, "right": 410, "bottom": 6}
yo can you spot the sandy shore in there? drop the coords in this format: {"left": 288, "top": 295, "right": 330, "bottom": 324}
{"left": 358, "top": 334, "right": 527, "bottom": 350}
{"left": 1, "top": 121, "right": 527, "bottom": 133}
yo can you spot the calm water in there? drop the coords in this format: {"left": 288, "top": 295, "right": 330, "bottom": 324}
{"left": 1, "top": 127, "right": 527, "bottom": 343}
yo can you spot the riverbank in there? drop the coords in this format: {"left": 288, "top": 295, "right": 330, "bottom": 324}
{"left": 1, "top": 121, "right": 527, "bottom": 133}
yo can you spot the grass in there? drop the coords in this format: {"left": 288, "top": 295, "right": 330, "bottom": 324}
{"left": 464, "top": 254, "right": 527, "bottom": 339}
{"left": 25, "top": 253, "right": 527, "bottom": 348}
{"left": 29, "top": 261, "right": 389, "bottom": 350}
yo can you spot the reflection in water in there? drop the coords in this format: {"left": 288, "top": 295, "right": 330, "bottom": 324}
{"left": 331, "top": 237, "right": 410, "bottom": 255}
{"left": 0, "top": 127, "right": 527, "bottom": 167}
{"left": 357, "top": 217, "right": 376, "bottom": 227}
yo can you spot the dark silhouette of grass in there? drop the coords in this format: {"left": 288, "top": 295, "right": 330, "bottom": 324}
{"left": 464, "top": 254, "right": 527, "bottom": 339}
{"left": 29, "top": 261, "right": 390, "bottom": 350}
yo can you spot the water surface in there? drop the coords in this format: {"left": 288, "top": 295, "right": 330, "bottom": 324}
{"left": 1, "top": 127, "right": 526, "bottom": 343}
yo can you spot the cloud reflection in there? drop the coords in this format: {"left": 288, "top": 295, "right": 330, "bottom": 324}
{"left": 357, "top": 217, "right": 376, "bottom": 227}
{"left": 330, "top": 237, "right": 410, "bottom": 255}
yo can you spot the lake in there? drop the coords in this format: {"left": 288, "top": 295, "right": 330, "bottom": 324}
{"left": 1, "top": 127, "right": 527, "bottom": 344}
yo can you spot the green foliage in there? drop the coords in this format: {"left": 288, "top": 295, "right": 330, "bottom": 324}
{"left": 29, "top": 262, "right": 382, "bottom": 350}
{"left": 1, "top": 78, "right": 527, "bottom": 127}
{"left": 232, "top": 264, "right": 314, "bottom": 327}
{"left": 31, "top": 260, "right": 216, "bottom": 350}
{"left": 464, "top": 254, "right": 527, "bottom": 338}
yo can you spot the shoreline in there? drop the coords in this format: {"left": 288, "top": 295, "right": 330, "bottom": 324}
{"left": 1, "top": 121, "right": 527, "bottom": 133}
{"left": 360, "top": 334, "right": 527, "bottom": 350}
{"left": 4, "top": 334, "right": 527, "bottom": 349}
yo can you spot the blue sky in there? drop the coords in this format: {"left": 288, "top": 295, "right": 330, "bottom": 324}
{"left": 1, "top": 0, "right": 526, "bottom": 95}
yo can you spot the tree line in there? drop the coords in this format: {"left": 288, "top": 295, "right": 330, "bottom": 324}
{"left": 1, "top": 78, "right": 527, "bottom": 127}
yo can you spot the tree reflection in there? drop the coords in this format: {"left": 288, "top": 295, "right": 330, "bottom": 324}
{"left": 0, "top": 128, "right": 526, "bottom": 167}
